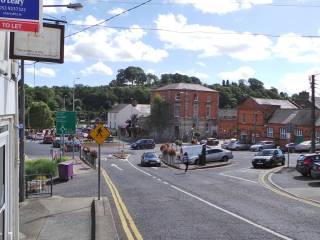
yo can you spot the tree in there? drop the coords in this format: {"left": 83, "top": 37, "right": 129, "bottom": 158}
{"left": 115, "top": 66, "right": 147, "bottom": 85}
{"left": 148, "top": 95, "right": 170, "bottom": 135}
{"left": 27, "top": 101, "right": 54, "bottom": 129}
{"left": 248, "top": 78, "right": 264, "bottom": 91}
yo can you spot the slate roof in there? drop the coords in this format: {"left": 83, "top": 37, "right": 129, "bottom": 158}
{"left": 153, "top": 83, "right": 217, "bottom": 92}
{"left": 252, "top": 97, "right": 298, "bottom": 109}
{"left": 108, "top": 104, "right": 129, "bottom": 113}
{"left": 268, "top": 109, "right": 320, "bottom": 126}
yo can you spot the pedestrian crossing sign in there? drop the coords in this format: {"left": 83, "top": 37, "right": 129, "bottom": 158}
{"left": 90, "top": 124, "right": 111, "bottom": 145}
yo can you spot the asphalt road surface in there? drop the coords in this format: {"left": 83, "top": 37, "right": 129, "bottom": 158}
{"left": 102, "top": 148, "right": 320, "bottom": 240}
{"left": 26, "top": 141, "right": 320, "bottom": 239}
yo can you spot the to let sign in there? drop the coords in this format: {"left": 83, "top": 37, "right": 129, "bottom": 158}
{"left": 0, "top": 0, "right": 42, "bottom": 32}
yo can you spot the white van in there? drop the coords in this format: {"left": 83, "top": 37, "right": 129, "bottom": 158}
{"left": 180, "top": 145, "right": 203, "bottom": 164}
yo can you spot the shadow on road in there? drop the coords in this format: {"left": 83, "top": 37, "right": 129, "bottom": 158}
{"left": 308, "top": 182, "right": 320, "bottom": 188}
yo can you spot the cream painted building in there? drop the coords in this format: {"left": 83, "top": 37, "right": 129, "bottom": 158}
{"left": 0, "top": 31, "right": 20, "bottom": 239}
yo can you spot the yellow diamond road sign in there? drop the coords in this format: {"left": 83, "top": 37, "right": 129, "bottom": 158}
{"left": 90, "top": 124, "right": 111, "bottom": 145}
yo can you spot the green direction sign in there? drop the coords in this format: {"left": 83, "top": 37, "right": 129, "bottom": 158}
{"left": 56, "top": 111, "right": 77, "bottom": 135}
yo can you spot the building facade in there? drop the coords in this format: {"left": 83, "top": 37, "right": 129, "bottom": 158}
{"left": 237, "top": 97, "right": 299, "bottom": 143}
{"left": 151, "top": 83, "right": 219, "bottom": 140}
{"left": 107, "top": 103, "right": 150, "bottom": 130}
{"left": 218, "top": 109, "right": 237, "bottom": 139}
{"left": 0, "top": 31, "right": 20, "bottom": 240}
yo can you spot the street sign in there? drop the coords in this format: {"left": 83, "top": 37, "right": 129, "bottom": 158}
{"left": 90, "top": 124, "right": 111, "bottom": 145}
{"left": 56, "top": 111, "right": 76, "bottom": 135}
{"left": 0, "top": 0, "right": 42, "bottom": 32}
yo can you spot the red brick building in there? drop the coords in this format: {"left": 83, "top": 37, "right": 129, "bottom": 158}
{"left": 237, "top": 97, "right": 299, "bottom": 143}
{"left": 151, "top": 83, "right": 219, "bottom": 140}
{"left": 267, "top": 109, "right": 320, "bottom": 146}
{"left": 218, "top": 109, "right": 237, "bottom": 139}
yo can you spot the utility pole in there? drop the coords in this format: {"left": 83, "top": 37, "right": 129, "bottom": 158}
{"left": 19, "top": 60, "right": 25, "bottom": 202}
{"left": 311, "top": 75, "right": 316, "bottom": 153}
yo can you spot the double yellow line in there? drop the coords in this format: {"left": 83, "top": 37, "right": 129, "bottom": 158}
{"left": 101, "top": 168, "right": 143, "bottom": 240}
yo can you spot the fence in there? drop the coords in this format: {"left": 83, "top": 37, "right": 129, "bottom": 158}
{"left": 81, "top": 148, "right": 96, "bottom": 168}
{"left": 25, "top": 174, "right": 53, "bottom": 199}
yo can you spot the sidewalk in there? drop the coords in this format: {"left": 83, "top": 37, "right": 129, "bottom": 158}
{"left": 19, "top": 159, "right": 110, "bottom": 240}
{"left": 270, "top": 167, "right": 320, "bottom": 203}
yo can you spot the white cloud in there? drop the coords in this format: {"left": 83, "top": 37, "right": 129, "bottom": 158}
{"left": 155, "top": 14, "right": 272, "bottom": 61}
{"left": 273, "top": 33, "right": 320, "bottom": 63}
{"left": 279, "top": 68, "right": 319, "bottom": 95}
{"left": 80, "top": 62, "right": 113, "bottom": 76}
{"left": 108, "top": 8, "right": 125, "bottom": 15}
{"left": 65, "top": 19, "right": 168, "bottom": 63}
{"left": 43, "top": 0, "right": 70, "bottom": 14}
{"left": 146, "top": 69, "right": 156, "bottom": 74}
{"left": 175, "top": 69, "right": 210, "bottom": 80}
{"left": 171, "top": 0, "right": 273, "bottom": 14}
{"left": 72, "top": 15, "right": 104, "bottom": 26}
{"left": 26, "top": 67, "right": 56, "bottom": 78}
{"left": 197, "top": 61, "right": 206, "bottom": 67}
{"left": 218, "top": 66, "right": 256, "bottom": 81}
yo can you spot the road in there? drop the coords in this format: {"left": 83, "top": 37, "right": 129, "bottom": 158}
{"left": 102, "top": 148, "right": 320, "bottom": 240}
{"left": 25, "top": 141, "right": 320, "bottom": 239}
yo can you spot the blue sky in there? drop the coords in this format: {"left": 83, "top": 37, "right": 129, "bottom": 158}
{"left": 26, "top": 0, "right": 320, "bottom": 95}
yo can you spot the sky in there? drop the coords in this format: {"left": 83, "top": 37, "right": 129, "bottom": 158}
{"left": 25, "top": 0, "right": 320, "bottom": 95}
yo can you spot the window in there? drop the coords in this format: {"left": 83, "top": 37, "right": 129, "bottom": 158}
{"left": 175, "top": 93, "right": 180, "bottom": 101}
{"left": 295, "top": 129, "right": 303, "bottom": 137}
{"left": 253, "top": 113, "right": 258, "bottom": 125}
{"left": 205, "top": 123, "right": 209, "bottom": 133}
{"left": 206, "top": 95, "right": 211, "bottom": 102}
{"left": 194, "top": 94, "right": 198, "bottom": 102}
{"left": 267, "top": 128, "right": 274, "bottom": 138}
{"left": 193, "top": 104, "right": 199, "bottom": 118}
{"left": 206, "top": 105, "right": 211, "bottom": 119}
{"left": 174, "top": 104, "right": 180, "bottom": 117}
{"left": 280, "top": 128, "right": 287, "bottom": 140}
{"left": 242, "top": 114, "right": 246, "bottom": 123}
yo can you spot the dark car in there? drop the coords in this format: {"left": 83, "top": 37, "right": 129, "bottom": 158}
{"left": 43, "top": 135, "right": 54, "bottom": 144}
{"left": 53, "top": 139, "right": 61, "bottom": 148}
{"left": 311, "top": 162, "right": 320, "bottom": 179}
{"left": 252, "top": 149, "right": 285, "bottom": 168}
{"left": 131, "top": 139, "right": 155, "bottom": 150}
{"left": 296, "top": 153, "right": 320, "bottom": 177}
{"left": 141, "top": 152, "right": 161, "bottom": 167}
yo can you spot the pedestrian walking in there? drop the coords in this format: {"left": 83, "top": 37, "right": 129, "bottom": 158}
{"left": 183, "top": 152, "right": 189, "bottom": 173}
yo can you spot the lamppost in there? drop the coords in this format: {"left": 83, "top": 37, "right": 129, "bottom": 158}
{"left": 63, "top": 95, "right": 67, "bottom": 111}
{"left": 19, "top": 2, "right": 84, "bottom": 203}
{"left": 73, "top": 77, "right": 80, "bottom": 112}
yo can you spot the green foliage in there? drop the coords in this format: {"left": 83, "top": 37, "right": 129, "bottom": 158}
{"left": 27, "top": 101, "right": 54, "bottom": 129}
{"left": 149, "top": 94, "right": 170, "bottom": 132}
{"left": 54, "top": 156, "right": 69, "bottom": 164}
{"left": 25, "top": 159, "right": 57, "bottom": 177}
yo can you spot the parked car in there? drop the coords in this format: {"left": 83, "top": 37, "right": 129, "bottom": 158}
{"left": 294, "top": 141, "right": 320, "bottom": 152}
{"left": 35, "top": 132, "right": 44, "bottom": 141}
{"left": 249, "top": 141, "right": 275, "bottom": 152}
{"left": 252, "top": 149, "right": 285, "bottom": 168}
{"left": 311, "top": 162, "right": 320, "bottom": 179}
{"left": 281, "top": 143, "right": 297, "bottom": 153}
{"left": 43, "top": 135, "right": 54, "bottom": 144}
{"left": 221, "top": 139, "right": 237, "bottom": 149}
{"left": 141, "top": 152, "right": 161, "bottom": 167}
{"left": 296, "top": 153, "right": 320, "bottom": 177}
{"left": 205, "top": 148, "right": 233, "bottom": 163}
{"left": 131, "top": 139, "right": 155, "bottom": 150}
{"left": 227, "top": 141, "right": 251, "bottom": 151}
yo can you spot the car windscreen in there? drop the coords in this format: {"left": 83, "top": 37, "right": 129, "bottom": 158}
{"left": 257, "top": 150, "right": 274, "bottom": 156}
{"left": 144, "top": 153, "right": 157, "bottom": 158}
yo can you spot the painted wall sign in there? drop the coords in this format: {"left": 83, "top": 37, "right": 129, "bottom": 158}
{"left": 0, "top": 0, "right": 42, "bottom": 32}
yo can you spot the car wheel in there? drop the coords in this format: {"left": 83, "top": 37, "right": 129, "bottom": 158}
{"left": 301, "top": 172, "right": 308, "bottom": 177}
{"left": 281, "top": 159, "right": 285, "bottom": 166}
{"left": 252, "top": 164, "right": 257, "bottom": 168}
{"left": 222, "top": 156, "right": 228, "bottom": 162}
{"left": 235, "top": 147, "right": 239, "bottom": 151}
{"left": 194, "top": 159, "right": 199, "bottom": 165}
{"left": 258, "top": 147, "right": 263, "bottom": 151}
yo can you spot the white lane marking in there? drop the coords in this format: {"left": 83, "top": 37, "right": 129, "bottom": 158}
{"left": 163, "top": 181, "right": 169, "bottom": 185}
{"left": 126, "top": 158, "right": 152, "bottom": 177}
{"left": 171, "top": 185, "right": 293, "bottom": 240}
{"left": 157, "top": 178, "right": 162, "bottom": 182}
{"left": 219, "top": 173, "right": 258, "bottom": 184}
{"left": 153, "top": 176, "right": 157, "bottom": 179}
{"left": 151, "top": 167, "right": 159, "bottom": 169}
{"left": 111, "top": 164, "right": 123, "bottom": 171}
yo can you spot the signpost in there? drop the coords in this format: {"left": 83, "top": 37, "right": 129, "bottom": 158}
{"left": 90, "top": 123, "right": 111, "bottom": 200}
{"left": 0, "top": 0, "right": 42, "bottom": 32}
{"left": 56, "top": 111, "right": 76, "bottom": 158}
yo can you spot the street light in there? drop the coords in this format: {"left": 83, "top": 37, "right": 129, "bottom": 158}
{"left": 73, "top": 77, "right": 80, "bottom": 112}
{"left": 43, "top": 3, "right": 84, "bottom": 11}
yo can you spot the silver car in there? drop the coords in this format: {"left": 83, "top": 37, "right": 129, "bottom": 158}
{"left": 205, "top": 148, "right": 233, "bottom": 162}
{"left": 250, "top": 141, "right": 275, "bottom": 152}
{"left": 294, "top": 141, "right": 320, "bottom": 152}
{"left": 141, "top": 152, "right": 161, "bottom": 167}
{"left": 227, "top": 141, "right": 251, "bottom": 151}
